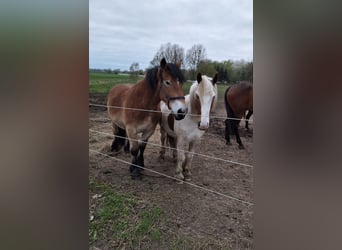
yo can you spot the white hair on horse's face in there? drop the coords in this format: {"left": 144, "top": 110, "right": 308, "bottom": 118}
{"left": 190, "top": 75, "right": 217, "bottom": 130}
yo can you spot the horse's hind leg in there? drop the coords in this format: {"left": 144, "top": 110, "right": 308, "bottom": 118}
{"left": 245, "top": 110, "right": 253, "bottom": 133}
{"left": 124, "top": 140, "right": 130, "bottom": 154}
{"left": 111, "top": 124, "right": 126, "bottom": 152}
{"left": 225, "top": 119, "right": 232, "bottom": 145}
{"left": 233, "top": 120, "right": 245, "bottom": 149}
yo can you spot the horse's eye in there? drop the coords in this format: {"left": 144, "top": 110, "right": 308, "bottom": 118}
{"left": 165, "top": 81, "right": 171, "bottom": 86}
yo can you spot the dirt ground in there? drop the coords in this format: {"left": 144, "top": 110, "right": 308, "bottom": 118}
{"left": 89, "top": 93, "right": 253, "bottom": 249}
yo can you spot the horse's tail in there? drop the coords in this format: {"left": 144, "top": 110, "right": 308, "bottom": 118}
{"left": 224, "top": 86, "right": 235, "bottom": 135}
{"left": 224, "top": 86, "right": 234, "bottom": 118}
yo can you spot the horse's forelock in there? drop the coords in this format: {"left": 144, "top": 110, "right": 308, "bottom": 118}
{"left": 166, "top": 63, "right": 185, "bottom": 83}
{"left": 146, "top": 63, "right": 185, "bottom": 90}
{"left": 197, "top": 75, "right": 217, "bottom": 95}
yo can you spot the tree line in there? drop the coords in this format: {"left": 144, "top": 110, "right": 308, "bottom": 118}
{"left": 89, "top": 43, "right": 253, "bottom": 83}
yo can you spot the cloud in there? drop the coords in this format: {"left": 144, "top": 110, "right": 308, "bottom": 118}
{"left": 90, "top": 0, "right": 253, "bottom": 70}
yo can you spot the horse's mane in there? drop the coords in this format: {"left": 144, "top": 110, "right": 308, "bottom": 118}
{"left": 146, "top": 63, "right": 185, "bottom": 89}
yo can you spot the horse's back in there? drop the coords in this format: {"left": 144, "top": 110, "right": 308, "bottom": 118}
{"left": 107, "top": 83, "right": 133, "bottom": 107}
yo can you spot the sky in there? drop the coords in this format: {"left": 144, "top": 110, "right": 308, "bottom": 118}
{"left": 90, "top": 0, "right": 253, "bottom": 70}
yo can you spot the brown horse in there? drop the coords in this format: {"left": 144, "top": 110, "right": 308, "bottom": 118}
{"left": 107, "top": 58, "right": 187, "bottom": 179}
{"left": 224, "top": 82, "right": 253, "bottom": 149}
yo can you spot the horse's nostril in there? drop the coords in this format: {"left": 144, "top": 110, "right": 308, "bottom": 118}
{"left": 174, "top": 109, "right": 186, "bottom": 120}
{"left": 177, "top": 108, "right": 187, "bottom": 115}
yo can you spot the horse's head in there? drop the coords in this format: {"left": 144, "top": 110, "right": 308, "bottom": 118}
{"left": 158, "top": 58, "right": 187, "bottom": 120}
{"left": 194, "top": 72, "right": 218, "bottom": 130}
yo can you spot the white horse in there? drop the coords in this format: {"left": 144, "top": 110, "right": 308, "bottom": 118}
{"left": 160, "top": 73, "right": 218, "bottom": 181}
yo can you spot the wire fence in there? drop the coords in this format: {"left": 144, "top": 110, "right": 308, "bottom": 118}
{"left": 89, "top": 149, "right": 253, "bottom": 207}
{"left": 89, "top": 100, "right": 253, "bottom": 207}
{"left": 89, "top": 129, "right": 253, "bottom": 169}
{"left": 89, "top": 103, "right": 254, "bottom": 123}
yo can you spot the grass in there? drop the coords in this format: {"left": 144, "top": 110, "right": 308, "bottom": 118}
{"left": 89, "top": 72, "right": 143, "bottom": 93}
{"left": 89, "top": 179, "right": 235, "bottom": 249}
{"left": 89, "top": 72, "right": 229, "bottom": 98}
{"left": 89, "top": 180, "right": 163, "bottom": 248}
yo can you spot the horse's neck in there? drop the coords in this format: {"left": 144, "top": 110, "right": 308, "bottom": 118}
{"left": 134, "top": 80, "right": 160, "bottom": 109}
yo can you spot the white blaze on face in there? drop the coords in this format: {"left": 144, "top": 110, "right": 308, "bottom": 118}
{"left": 199, "top": 95, "right": 212, "bottom": 129}
{"left": 196, "top": 76, "right": 217, "bottom": 130}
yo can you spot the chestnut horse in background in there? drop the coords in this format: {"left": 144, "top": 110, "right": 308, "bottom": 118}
{"left": 224, "top": 82, "right": 253, "bottom": 149}
{"left": 107, "top": 58, "right": 187, "bottom": 179}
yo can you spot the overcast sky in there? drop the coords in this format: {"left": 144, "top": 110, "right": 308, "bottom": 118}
{"left": 90, "top": 0, "right": 253, "bottom": 70}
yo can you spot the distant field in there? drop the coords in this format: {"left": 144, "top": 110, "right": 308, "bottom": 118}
{"left": 89, "top": 73, "right": 144, "bottom": 93}
{"left": 89, "top": 72, "right": 229, "bottom": 98}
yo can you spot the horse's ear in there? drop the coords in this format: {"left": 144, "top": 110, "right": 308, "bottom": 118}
{"left": 176, "top": 61, "right": 182, "bottom": 68}
{"left": 212, "top": 73, "right": 218, "bottom": 85}
{"left": 197, "top": 72, "right": 202, "bottom": 84}
{"left": 160, "top": 58, "right": 167, "bottom": 69}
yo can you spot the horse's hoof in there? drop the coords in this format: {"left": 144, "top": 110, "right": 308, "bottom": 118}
{"left": 130, "top": 169, "right": 142, "bottom": 180}
{"left": 131, "top": 174, "right": 142, "bottom": 180}
{"left": 174, "top": 172, "right": 184, "bottom": 181}
{"left": 226, "top": 141, "right": 232, "bottom": 145}
{"left": 176, "top": 180, "right": 184, "bottom": 184}
{"left": 184, "top": 177, "right": 191, "bottom": 182}
{"left": 238, "top": 144, "right": 245, "bottom": 149}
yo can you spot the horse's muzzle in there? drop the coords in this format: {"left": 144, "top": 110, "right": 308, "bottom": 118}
{"left": 173, "top": 108, "right": 186, "bottom": 120}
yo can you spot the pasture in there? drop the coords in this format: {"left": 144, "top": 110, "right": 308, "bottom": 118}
{"left": 89, "top": 73, "right": 253, "bottom": 249}
{"left": 89, "top": 72, "right": 228, "bottom": 97}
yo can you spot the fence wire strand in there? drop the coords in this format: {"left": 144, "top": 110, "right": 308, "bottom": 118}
{"left": 89, "top": 129, "right": 253, "bottom": 169}
{"left": 89, "top": 103, "right": 254, "bottom": 123}
{"left": 89, "top": 149, "right": 253, "bottom": 207}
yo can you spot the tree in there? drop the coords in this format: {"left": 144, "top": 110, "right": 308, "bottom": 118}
{"left": 185, "top": 44, "right": 207, "bottom": 79}
{"left": 129, "top": 62, "right": 139, "bottom": 79}
{"left": 150, "top": 43, "right": 185, "bottom": 67}
{"left": 244, "top": 61, "right": 253, "bottom": 82}
{"left": 211, "top": 60, "right": 233, "bottom": 83}
{"left": 222, "top": 60, "right": 234, "bottom": 83}
{"left": 197, "top": 60, "right": 216, "bottom": 77}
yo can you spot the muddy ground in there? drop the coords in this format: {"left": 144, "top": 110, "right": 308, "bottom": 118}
{"left": 89, "top": 93, "right": 253, "bottom": 249}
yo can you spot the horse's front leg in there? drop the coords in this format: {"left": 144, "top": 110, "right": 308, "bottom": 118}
{"left": 159, "top": 125, "right": 166, "bottom": 160}
{"left": 138, "top": 128, "right": 155, "bottom": 170}
{"left": 183, "top": 140, "right": 197, "bottom": 181}
{"left": 170, "top": 136, "right": 177, "bottom": 161}
{"left": 126, "top": 127, "right": 141, "bottom": 180}
{"left": 175, "top": 138, "right": 185, "bottom": 181}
